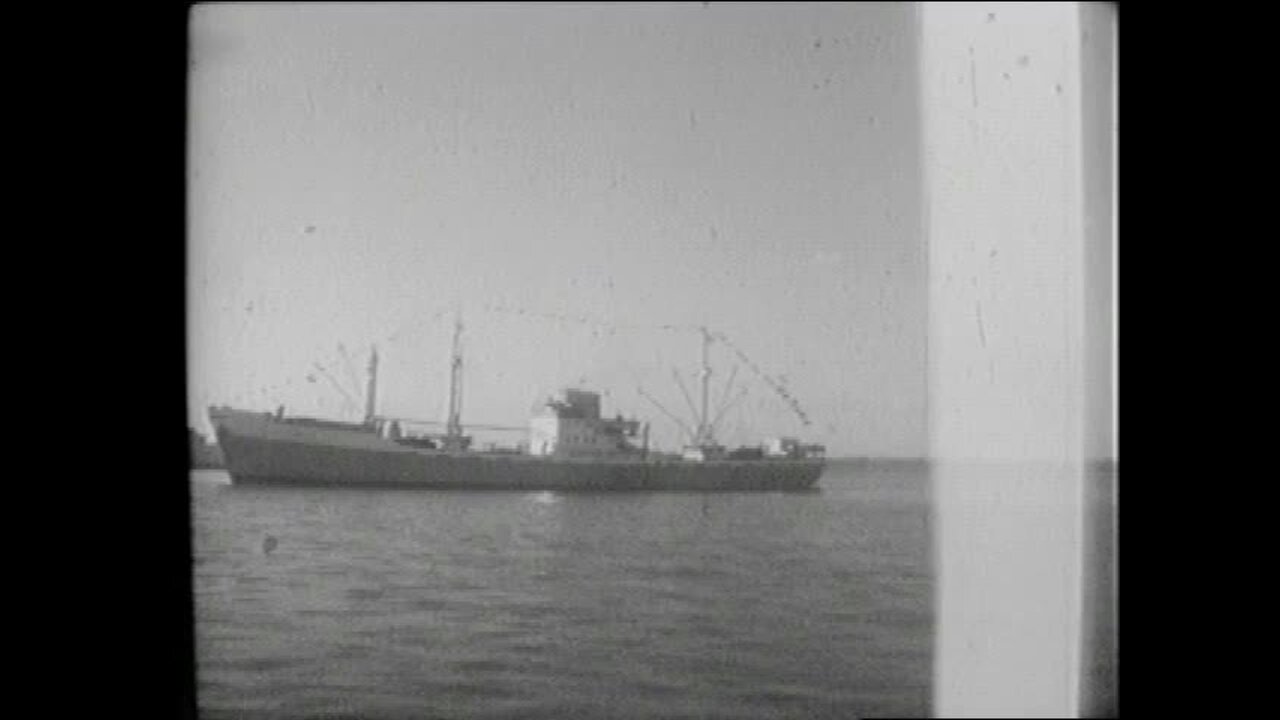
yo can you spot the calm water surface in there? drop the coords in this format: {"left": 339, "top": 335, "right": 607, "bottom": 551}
{"left": 192, "top": 460, "right": 933, "bottom": 719}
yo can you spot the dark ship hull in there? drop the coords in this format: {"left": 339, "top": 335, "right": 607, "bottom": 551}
{"left": 210, "top": 408, "right": 824, "bottom": 492}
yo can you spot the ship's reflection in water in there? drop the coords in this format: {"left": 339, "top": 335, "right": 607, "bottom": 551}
{"left": 192, "top": 459, "right": 933, "bottom": 719}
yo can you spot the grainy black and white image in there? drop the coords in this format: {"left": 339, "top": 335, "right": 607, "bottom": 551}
{"left": 188, "top": 3, "right": 1115, "bottom": 718}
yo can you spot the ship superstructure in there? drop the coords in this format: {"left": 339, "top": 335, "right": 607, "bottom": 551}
{"left": 528, "top": 389, "right": 647, "bottom": 459}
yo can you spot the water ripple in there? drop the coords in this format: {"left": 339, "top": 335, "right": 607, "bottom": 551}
{"left": 192, "top": 462, "right": 932, "bottom": 718}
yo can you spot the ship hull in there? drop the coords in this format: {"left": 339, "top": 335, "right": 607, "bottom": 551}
{"left": 210, "top": 408, "right": 824, "bottom": 492}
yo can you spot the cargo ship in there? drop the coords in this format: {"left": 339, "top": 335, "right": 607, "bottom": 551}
{"left": 209, "top": 319, "right": 825, "bottom": 491}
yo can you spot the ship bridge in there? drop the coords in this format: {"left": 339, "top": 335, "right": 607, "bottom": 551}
{"left": 528, "top": 389, "right": 643, "bottom": 458}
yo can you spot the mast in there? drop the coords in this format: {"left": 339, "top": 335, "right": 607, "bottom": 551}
{"left": 697, "top": 326, "right": 713, "bottom": 446}
{"left": 445, "top": 312, "right": 464, "bottom": 441}
{"left": 364, "top": 345, "right": 379, "bottom": 424}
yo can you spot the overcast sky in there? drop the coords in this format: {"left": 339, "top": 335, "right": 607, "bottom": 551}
{"left": 187, "top": 2, "right": 926, "bottom": 457}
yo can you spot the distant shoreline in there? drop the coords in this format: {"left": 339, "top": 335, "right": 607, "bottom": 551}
{"left": 829, "top": 457, "right": 1117, "bottom": 471}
